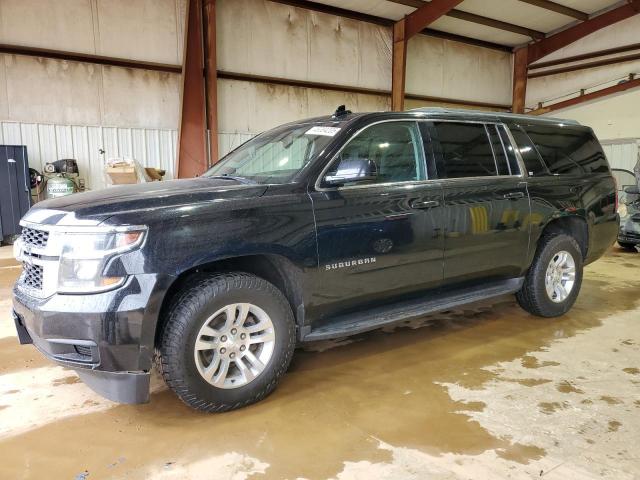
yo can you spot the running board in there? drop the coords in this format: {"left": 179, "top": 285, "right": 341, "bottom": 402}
{"left": 302, "top": 277, "right": 524, "bottom": 342}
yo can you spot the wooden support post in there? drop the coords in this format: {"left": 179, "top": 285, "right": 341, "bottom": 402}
{"left": 391, "top": 18, "right": 407, "bottom": 112}
{"left": 391, "top": 0, "right": 463, "bottom": 112}
{"left": 203, "top": 0, "right": 219, "bottom": 165}
{"left": 512, "top": 46, "right": 528, "bottom": 113}
{"left": 177, "top": 0, "right": 208, "bottom": 178}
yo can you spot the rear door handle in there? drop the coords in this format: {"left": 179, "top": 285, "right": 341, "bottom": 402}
{"left": 410, "top": 199, "right": 440, "bottom": 209}
{"left": 503, "top": 191, "right": 525, "bottom": 200}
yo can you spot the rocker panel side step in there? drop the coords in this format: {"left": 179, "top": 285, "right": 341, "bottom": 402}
{"left": 302, "top": 277, "right": 524, "bottom": 342}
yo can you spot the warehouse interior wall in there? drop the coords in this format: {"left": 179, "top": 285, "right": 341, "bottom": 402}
{"left": 0, "top": 0, "right": 185, "bottom": 189}
{"left": 532, "top": 15, "right": 640, "bottom": 157}
{"left": 13, "top": 0, "right": 628, "bottom": 190}
{"left": 216, "top": 0, "right": 512, "bottom": 157}
{"left": 0, "top": 0, "right": 514, "bottom": 189}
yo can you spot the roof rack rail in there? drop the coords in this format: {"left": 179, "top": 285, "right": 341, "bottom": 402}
{"left": 408, "top": 107, "right": 581, "bottom": 125}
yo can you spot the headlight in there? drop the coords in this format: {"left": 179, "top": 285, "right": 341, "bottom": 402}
{"left": 13, "top": 236, "right": 23, "bottom": 261}
{"left": 57, "top": 229, "right": 146, "bottom": 294}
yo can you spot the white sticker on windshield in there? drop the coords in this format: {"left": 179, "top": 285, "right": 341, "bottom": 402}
{"left": 305, "top": 126, "right": 341, "bottom": 137}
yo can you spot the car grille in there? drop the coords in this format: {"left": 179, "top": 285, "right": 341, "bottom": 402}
{"left": 21, "top": 227, "right": 49, "bottom": 249}
{"left": 22, "top": 263, "right": 44, "bottom": 290}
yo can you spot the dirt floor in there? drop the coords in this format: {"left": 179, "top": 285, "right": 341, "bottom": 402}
{"left": 0, "top": 245, "right": 638, "bottom": 480}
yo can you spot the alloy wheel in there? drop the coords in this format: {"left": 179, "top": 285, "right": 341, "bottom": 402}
{"left": 544, "top": 250, "right": 576, "bottom": 303}
{"left": 193, "top": 303, "right": 276, "bottom": 389}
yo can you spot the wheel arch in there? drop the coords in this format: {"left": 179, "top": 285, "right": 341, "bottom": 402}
{"left": 154, "top": 253, "right": 307, "bottom": 347}
{"left": 537, "top": 214, "right": 589, "bottom": 260}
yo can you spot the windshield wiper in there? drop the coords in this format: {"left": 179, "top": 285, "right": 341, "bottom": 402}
{"left": 205, "top": 174, "right": 257, "bottom": 184}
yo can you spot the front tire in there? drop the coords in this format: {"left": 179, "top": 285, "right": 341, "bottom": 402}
{"left": 158, "top": 273, "right": 296, "bottom": 412}
{"left": 516, "top": 234, "right": 583, "bottom": 317}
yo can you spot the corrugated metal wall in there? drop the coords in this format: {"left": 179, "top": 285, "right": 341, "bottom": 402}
{"left": 602, "top": 140, "right": 640, "bottom": 172}
{"left": 0, "top": 121, "right": 177, "bottom": 190}
{"left": 218, "top": 132, "right": 255, "bottom": 158}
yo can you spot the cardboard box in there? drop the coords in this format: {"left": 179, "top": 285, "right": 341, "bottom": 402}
{"left": 106, "top": 164, "right": 137, "bottom": 184}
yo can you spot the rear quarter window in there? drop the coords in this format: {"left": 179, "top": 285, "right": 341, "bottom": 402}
{"left": 510, "top": 127, "right": 549, "bottom": 177}
{"left": 522, "top": 124, "right": 609, "bottom": 176}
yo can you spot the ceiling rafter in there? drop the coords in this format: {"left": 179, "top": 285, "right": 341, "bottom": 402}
{"left": 267, "top": 0, "right": 512, "bottom": 51}
{"left": 516, "top": 0, "right": 587, "bottom": 21}
{"left": 386, "top": 0, "right": 544, "bottom": 39}
{"left": 404, "top": 0, "right": 464, "bottom": 38}
{"left": 527, "top": 0, "right": 640, "bottom": 64}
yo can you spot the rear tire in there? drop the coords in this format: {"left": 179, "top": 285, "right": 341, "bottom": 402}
{"left": 158, "top": 273, "right": 296, "bottom": 412}
{"left": 516, "top": 234, "right": 583, "bottom": 317}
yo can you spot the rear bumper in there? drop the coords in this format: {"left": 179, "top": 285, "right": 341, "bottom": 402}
{"left": 12, "top": 273, "right": 173, "bottom": 404}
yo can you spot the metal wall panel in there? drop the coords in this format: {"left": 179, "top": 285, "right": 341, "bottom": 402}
{"left": 602, "top": 140, "right": 639, "bottom": 172}
{"left": 0, "top": 121, "right": 177, "bottom": 191}
{"left": 218, "top": 132, "right": 255, "bottom": 158}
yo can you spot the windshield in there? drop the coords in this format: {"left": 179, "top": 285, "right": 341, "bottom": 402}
{"left": 203, "top": 123, "right": 340, "bottom": 184}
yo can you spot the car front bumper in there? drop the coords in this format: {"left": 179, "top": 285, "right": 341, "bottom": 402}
{"left": 618, "top": 230, "right": 640, "bottom": 245}
{"left": 12, "top": 273, "right": 173, "bottom": 404}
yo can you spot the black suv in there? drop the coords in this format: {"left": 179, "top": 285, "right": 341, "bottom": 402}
{"left": 12, "top": 108, "right": 618, "bottom": 411}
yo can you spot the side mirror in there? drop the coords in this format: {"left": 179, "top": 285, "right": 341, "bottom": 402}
{"left": 324, "top": 158, "right": 378, "bottom": 186}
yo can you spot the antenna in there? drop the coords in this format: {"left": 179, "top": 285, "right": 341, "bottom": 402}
{"left": 333, "top": 105, "right": 352, "bottom": 118}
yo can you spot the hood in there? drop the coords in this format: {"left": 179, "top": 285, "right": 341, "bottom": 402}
{"left": 25, "top": 178, "right": 269, "bottom": 226}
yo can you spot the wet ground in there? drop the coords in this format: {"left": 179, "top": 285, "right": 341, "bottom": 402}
{"left": 0, "top": 245, "right": 638, "bottom": 479}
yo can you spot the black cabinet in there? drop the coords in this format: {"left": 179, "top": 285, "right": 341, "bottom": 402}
{"left": 0, "top": 145, "right": 31, "bottom": 242}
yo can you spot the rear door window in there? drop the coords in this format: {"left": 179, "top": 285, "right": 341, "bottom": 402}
{"left": 431, "top": 122, "right": 497, "bottom": 178}
{"left": 522, "top": 124, "right": 609, "bottom": 175}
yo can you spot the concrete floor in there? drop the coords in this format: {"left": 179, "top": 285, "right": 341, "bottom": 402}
{"left": 0, "top": 245, "right": 638, "bottom": 480}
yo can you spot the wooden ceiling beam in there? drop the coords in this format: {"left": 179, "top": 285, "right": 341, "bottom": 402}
{"left": 387, "top": 0, "right": 544, "bottom": 39}
{"left": 528, "top": 0, "right": 640, "bottom": 64}
{"left": 516, "top": 0, "right": 587, "bottom": 21}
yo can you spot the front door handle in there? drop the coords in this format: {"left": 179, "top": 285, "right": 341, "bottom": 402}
{"left": 503, "top": 191, "right": 525, "bottom": 200}
{"left": 410, "top": 199, "right": 440, "bottom": 209}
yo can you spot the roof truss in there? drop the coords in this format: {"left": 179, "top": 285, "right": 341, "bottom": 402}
{"left": 267, "top": 0, "right": 511, "bottom": 51}
{"left": 387, "top": 0, "right": 544, "bottom": 39}
{"left": 516, "top": 0, "right": 587, "bottom": 21}
{"left": 528, "top": 0, "right": 640, "bottom": 63}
